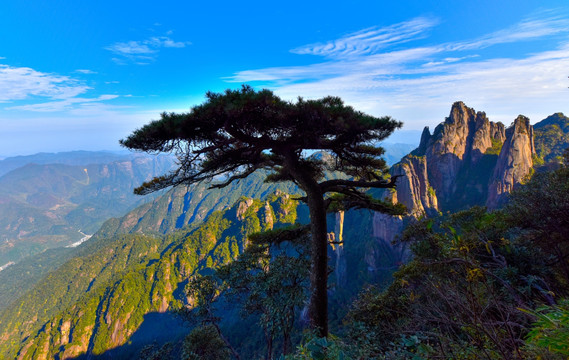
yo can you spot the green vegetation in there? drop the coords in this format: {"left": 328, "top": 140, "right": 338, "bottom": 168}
{"left": 0, "top": 192, "right": 298, "bottom": 359}
{"left": 182, "top": 325, "right": 231, "bottom": 360}
{"left": 0, "top": 232, "right": 169, "bottom": 359}
{"left": 534, "top": 113, "right": 569, "bottom": 164}
{"left": 523, "top": 301, "right": 569, "bottom": 356}
{"left": 317, "top": 156, "right": 569, "bottom": 359}
{"left": 186, "top": 225, "right": 311, "bottom": 359}
{"left": 531, "top": 153, "right": 545, "bottom": 167}
{"left": 427, "top": 185, "right": 436, "bottom": 198}
{"left": 486, "top": 136, "right": 504, "bottom": 155}
{"left": 282, "top": 333, "right": 348, "bottom": 360}
{"left": 0, "top": 247, "right": 75, "bottom": 312}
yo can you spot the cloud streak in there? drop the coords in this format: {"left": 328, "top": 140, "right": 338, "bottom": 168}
{"left": 446, "top": 12, "right": 569, "bottom": 51}
{"left": 228, "top": 12, "right": 569, "bottom": 129}
{"left": 0, "top": 64, "right": 89, "bottom": 102}
{"left": 106, "top": 36, "right": 191, "bottom": 64}
{"left": 291, "top": 17, "right": 438, "bottom": 58}
{"left": 7, "top": 94, "right": 119, "bottom": 112}
{"left": 0, "top": 64, "right": 119, "bottom": 112}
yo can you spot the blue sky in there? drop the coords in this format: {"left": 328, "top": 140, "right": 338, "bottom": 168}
{"left": 1, "top": 0, "right": 568, "bottom": 156}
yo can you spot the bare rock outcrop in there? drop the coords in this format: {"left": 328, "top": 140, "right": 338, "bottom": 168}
{"left": 487, "top": 116, "right": 535, "bottom": 209}
{"left": 331, "top": 211, "right": 346, "bottom": 287}
{"left": 389, "top": 154, "right": 438, "bottom": 217}
{"left": 370, "top": 102, "right": 533, "bottom": 255}
{"left": 262, "top": 201, "right": 274, "bottom": 230}
{"left": 236, "top": 198, "right": 254, "bottom": 221}
{"left": 422, "top": 101, "right": 505, "bottom": 202}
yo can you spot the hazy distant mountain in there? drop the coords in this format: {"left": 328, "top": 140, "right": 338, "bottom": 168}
{"left": 0, "top": 150, "right": 135, "bottom": 177}
{"left": 381, "top": 142, "right": 416, "bottom": 165}
{"left": 383, "top": 129, "right": 423, "bottom": 145}
{"left": 0, "top": 152, "right": 175, "bottom": 266}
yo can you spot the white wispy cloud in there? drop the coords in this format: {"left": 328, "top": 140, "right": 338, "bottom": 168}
{"left": 291, "top": 17, "right": 438, "bottom": 58}
{"left": 0, "top": 64, "right": 119, "bottom": 112}
{"left": 0, "top": 64, "right": 89, "bottom": 102}
{"left": 75, "top": 69, "right": 97, "bottom": 74}
{"left": 7, "top": 94, "right": 119, "bottom": 112}
{"left": 447, "top": 12, "right": 569, "bottom": 51}
{"left": 106, "top": 36, "right": 191, "bottom": 64}
{"left": 228, "top": 12, "right": 569, "bottom": 130}
{"left": 229, "top": 47, "right": 441, "bottom": 84}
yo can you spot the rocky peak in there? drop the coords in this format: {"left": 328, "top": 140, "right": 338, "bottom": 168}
{"left": 416, "top": 126, "right": 432, "bottom": 155}
{"left": 236, "top": 198, "right": 255, "bottom": 221}
{"left": 424, "top": 101, "right": 505, "bottom": 202}
{"left": 369, "top": 103, "right": 537, "bottom": 272}
{"left": 262, "top": 201, "right": 274, "bottom": 230}
{"left": 380, "top": 101, "right": 533, "bottom": 223}
{"left": 487, "top": 115, "right": 535, "bottom": 209}
{"left": 471, "top": 112, "right": 505, "bottom": 164}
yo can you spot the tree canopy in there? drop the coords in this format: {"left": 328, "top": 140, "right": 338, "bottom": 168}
{"left": 121, "top": 85, "right": 405, "bottom": 336}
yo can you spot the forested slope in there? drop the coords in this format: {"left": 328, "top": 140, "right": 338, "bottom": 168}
{"left": 0, "top": 194, "right": 299, "bottom": 359}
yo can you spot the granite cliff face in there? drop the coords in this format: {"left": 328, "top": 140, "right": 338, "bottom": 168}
{"left": 371, "top": 102, "right": 534, "bottom": 249}
{"left": 365, "top": 154, "right": 438, "bottom": 268}
{"left": 487, "top": 115, "right": 535, "bottom": 209}
{"left": 330, "top": 211, "right": 346, "bottom": 288}
{"left": 389, "top": 154, "right": 438, "bottom": 217}
{"left": 417, "top": 101, "right": 507, "bottom": 209}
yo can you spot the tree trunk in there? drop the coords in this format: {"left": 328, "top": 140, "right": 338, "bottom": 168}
{"left": 283, "top": 151, "right": 329, "bottom": 337}
{"left": 212, "top": 321, "right": 240, "bottom": 360}
{"left": 265, "top": 330, "right": 273, "bottom": 360}
{"left": 283, "top": 330, "right": 291, "bottom": 355}
{"left": 306, "top": 189, "right": 329, "bottom": 337}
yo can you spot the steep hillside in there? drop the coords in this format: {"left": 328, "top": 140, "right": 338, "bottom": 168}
{"left": 0, "top": 247, "right": 75, "bottom": 312}
{"left": 533, "top": 112, "right": 569, "bottom": 163}
{"left": 0, "top": 191, "right": 397, "bottom": 359}
{"left": 0, "top": 154, "right": 174, "bottom": 265}
{"left": 95, "top": 170, "right": 299, "bottom": 238}
{"left": 0, "top": 194, "right": 300, "bottom": 359}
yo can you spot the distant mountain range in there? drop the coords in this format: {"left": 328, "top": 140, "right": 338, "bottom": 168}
{"left": 0, "top": 152, "right": 175, "bottom": 266}
{"left": 0, "top": 151, "right": 134, "bottom": 178}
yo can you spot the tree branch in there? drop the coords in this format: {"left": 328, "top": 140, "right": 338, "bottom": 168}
{"left": 319, "top": 175, "right": 403, "bottom": 192}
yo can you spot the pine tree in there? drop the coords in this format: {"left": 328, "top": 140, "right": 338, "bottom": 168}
{"left": 121, "top": 85, "right": 405, "bottom": 336}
